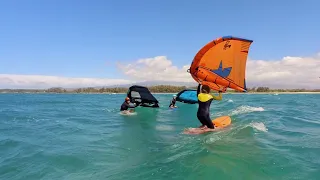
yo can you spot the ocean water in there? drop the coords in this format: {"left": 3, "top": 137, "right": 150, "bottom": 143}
{"left": 0, "top": 93, "right": 319, "bottom": 180}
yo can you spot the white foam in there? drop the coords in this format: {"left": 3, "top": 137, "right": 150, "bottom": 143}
{"left": 104, "top": 108, "right": 112, "bottom": 112}
{"left": 230, "top": 105, "right": 265, "bottom": 116}
{"left": 156, "top": 124, "right": 174, "bottom": 131}
{"left": 213, "top": 111, "right": 224, "bottom": 116}
{"left": 119, "top": 111, "right": 137, "bottom": 116}
{"left": 227, "top": 99, "right": 233, "bottom": 103}
{"left": 204, "top": 135, "right": 222, "bottom": 143}
{"left": 250, "top": 122, "right": 268, "bottom": 132}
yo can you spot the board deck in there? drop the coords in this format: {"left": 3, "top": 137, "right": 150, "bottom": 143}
{"left": 183, "top": 116, "right": 232, "bottom": 134}
{"left": 212, "top": 116, "right": 231, "bottom": 128}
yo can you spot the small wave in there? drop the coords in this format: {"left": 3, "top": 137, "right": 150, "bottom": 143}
{"left": 250, "top": 122, "right": 268, "bottom": 132}
{"left": 212, "top": 111, "right": 224, "bottom": 116}
{"left": 204, "top": 135, "right": 223, "bottom": 143}
{"left": 230, "top": 105, "right": 264, "bottom": 116}
{"left": 119, "top": 111, "right": 137, "bottom": 116}
{"left": 104, "top": 108, "right": 113, "bottom": 112}
{"left": 156, "top": 125, "right": 174, "bottom": 131}
{"left": 106, "top": 108, "right": 123, "bottom": 113}
{"left": 164, "top": 149, "right": 194, "bottom": 163}
{"left": 227, "top": 99, "right": 233, "bottom": 103}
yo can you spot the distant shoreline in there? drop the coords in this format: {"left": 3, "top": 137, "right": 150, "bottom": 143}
{"left": 1, "top": 85, "right": 319, "bottom": 94}
{"left": 229, "top": 92, "right": 320, "bottom": 94}
{"left": 1, "top": 92, "right": 320, "bottom": 94}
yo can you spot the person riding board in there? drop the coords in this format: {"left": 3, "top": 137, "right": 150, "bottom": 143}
{"left": 120, "top": 97, "right": 137, "bottom": 113}
{"left": 169, "top": 95, "right": 177, "bottom": 108}
{"left": 196, "top": 84, "right": 225, "bottom": 129}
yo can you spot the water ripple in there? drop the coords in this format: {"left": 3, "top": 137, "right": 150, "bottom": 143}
{"left": 0, "top": 93, "right": 319, "bottom": 179}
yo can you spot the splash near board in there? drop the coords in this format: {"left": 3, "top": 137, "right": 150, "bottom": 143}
{"left": 120, "top": 109, "right": 137, "bottom": 116}
{"left": 127, "top": 85, "right": 159, "bottom": 108}
{"left": 188, "top": 36, "right": 253, "bottom": 92}
{"left": 183, "top": 116, "right": 231, "bottom": 134}
{"left": 175, "top": 89, "right": 198, "bottom": 104}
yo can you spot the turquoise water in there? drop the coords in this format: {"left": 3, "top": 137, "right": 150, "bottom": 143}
{"left": 0, "top": 93, "right": 319, "bottom": 180}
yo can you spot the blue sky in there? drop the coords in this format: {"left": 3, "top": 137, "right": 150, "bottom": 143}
{"left": 0, "top": 0, "right": 319, "bottom": 88}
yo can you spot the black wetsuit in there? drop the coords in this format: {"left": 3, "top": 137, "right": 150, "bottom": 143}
{"left": 196, "top": 85, "right": 222, "bottom": 129}
{"left": 169, "top": 98, "right": 176, "bottom": 107}
{"left": 120, "top": 101, "right": 135, "bottom": 111}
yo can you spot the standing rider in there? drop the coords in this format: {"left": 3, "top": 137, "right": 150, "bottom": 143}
{"left": 196, "top": 84, "right": 224, "bottom": 129}
{"left": 169, "top": 95, "right": 177, "bottom": 108}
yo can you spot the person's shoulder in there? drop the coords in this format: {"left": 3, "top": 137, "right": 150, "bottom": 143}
{"left": 122, "top": 101, "right": 128, "bottom": 105}
{"left": 198, "top": 93, "right": 213, "bottom": 102}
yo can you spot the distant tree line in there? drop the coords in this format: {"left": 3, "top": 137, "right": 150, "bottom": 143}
{"left": 0, "top": 85, "right": 319, "bottom": 94}
{"left": 245, "top": 87, "right": 320, "bottom": 92}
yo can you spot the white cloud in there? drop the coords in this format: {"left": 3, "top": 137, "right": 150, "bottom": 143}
{"left": 0, "top": 74, "right": 132, "bottom": 89}
{"left": 117, "top": 56, "right": 193, "bottom": 82}
{"left": 246, "top": 56, "right": 320, "bottom": 89}
{"left": 117, "top": 54, "right": 320, "bottom": 89}
{"left": 1, "top": 53, "right": 319, "bottom": 89}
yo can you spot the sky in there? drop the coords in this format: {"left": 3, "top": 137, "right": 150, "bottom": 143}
{"left": 0, "top": 0, "right": 319, "bottom": 89}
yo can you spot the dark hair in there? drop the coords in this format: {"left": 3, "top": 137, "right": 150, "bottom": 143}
{"left": 201, "top": 85, "right": 210, "bottom": 93}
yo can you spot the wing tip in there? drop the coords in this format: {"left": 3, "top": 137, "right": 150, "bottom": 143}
{"left": 222, "top": 35, "right": 253, "bottom": 43}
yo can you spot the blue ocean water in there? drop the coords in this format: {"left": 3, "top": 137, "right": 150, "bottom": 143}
{"left": 0, "top": 93, "right": 319, "bottom": 180}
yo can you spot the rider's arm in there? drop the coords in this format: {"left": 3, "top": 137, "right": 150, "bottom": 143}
{"left": 128, "top": 103, "right": 136, "bottom": 108}
{"left": 197, "top": 84, "right": 201, "bottom": 95}
{"left": 211, "top": 92, "right": 222, "bottom": 100}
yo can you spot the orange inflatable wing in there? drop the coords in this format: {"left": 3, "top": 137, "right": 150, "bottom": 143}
{"left": 188, "top": 36, "right": 253, "bottom": 92}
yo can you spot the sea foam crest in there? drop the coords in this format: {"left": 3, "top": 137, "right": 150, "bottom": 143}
{"left": 230, "top": 105, "right": 265, "bottom": 116}
{"left": 250, "top": 122, "right": 268, "bottom": 132}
